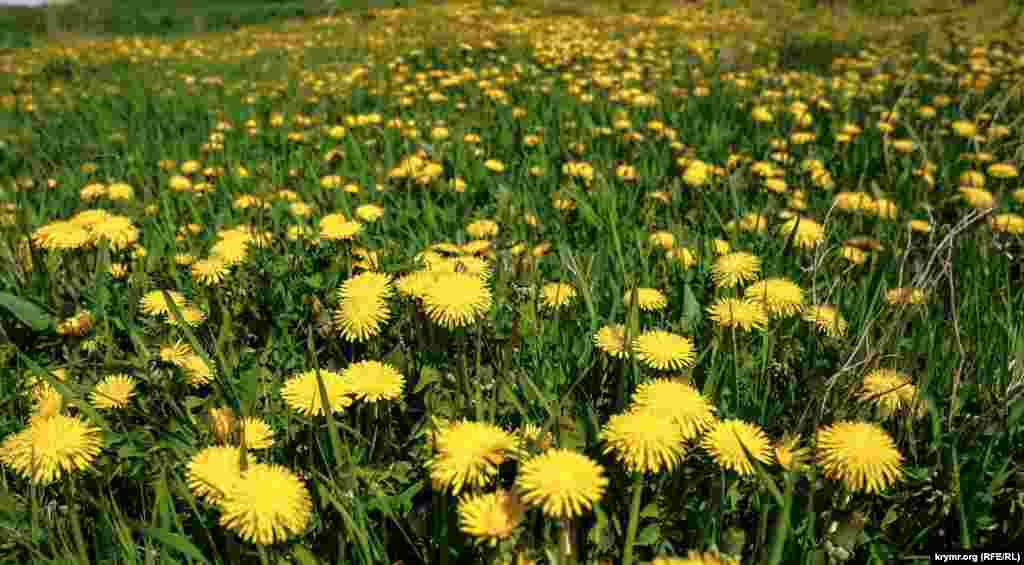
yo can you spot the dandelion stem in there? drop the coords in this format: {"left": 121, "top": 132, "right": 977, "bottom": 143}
{"left": 68, "top": 478, "right": 90, "bottom": 565}
{"left": 559, "top": 517, "right": 577, "bottom": 563}
{"left": 731, "top": 325, "right": 739, "bottom": 413}
{"left": 767, "top": 473, "right": 794, "bottom": 565}
{"left": 622, "top": 474, "right": 646, "bottom": 565}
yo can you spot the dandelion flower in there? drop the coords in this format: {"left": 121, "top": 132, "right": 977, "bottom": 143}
{"left": 988, "top": 162, "right": 1018, "bottom": 179}
{"left": 458, "top": 489, "right": 525, "bottom": 546}
{"left": 959, "top": 187, "right": 996, "bottom": 210}
{"left": 341, "top": 360, "right": 404, "bottom": 402}
{"left": 712, "top": 252, "right": 761, "bottom": 288}
{"left": 396, "top": 270, "right": 445, "bottom": 300}
{"left": 593, "top": 324, "right": 629, "bottom": 359}
{"left": 32, "top": 221, "right": 92, "bottom": 251}
{"left": 774, "top": 433, "right": 811, "bottom": 472}
{"left": 0, "top": 414, "right": 103, "bottom": 484}
{"left": 631, "top": 378, "right": 716, "bottom": 440}
{"left": 667, "top": 247, "right": 697, "bottom": 269}
{"left": 990, "top": 213, "right": 1024, "bottom": 235}
{"left": 320, "top": 214, "right": 363, "bottom": 241}
{"left": 803, "top": 304, "right": 848, "bottom": 338}
{"left": 334, "top": 294, "right": 390, "bottom": 342}
{"left": 649, "top": 231, "right": 676, "bottom": 249}
{"left": 180, "top": 354, "right": 215, "bottom": 386}
{"left": 707, "top": 298, "right": 769, "bottom": 332}
{"left": 281, "top": 369, "right": 354, "bottom": 416}
{"left": 816, "top": 421, "right": 903, "bottom": 494}
{"left": 466, "top": 219, "right": 499, "bottom": 239}
{"left": 632, "top": 330, "right": 697, "bottom": 371}
{"left": 209, "top": 406, "right": 238, "bottom": 444}
{"left": 337, "top": 271, "right": 394, "bottom": 302}
{"left": 160, "top": 340, "right": 192, "bottom": 366}
{"left": 859, "top": 369, "right": 922, "bottom": 419}
{"left": 700, "top": 419, "right": 774, "bottom": 476}
{"left": 429, "top": 420, "right": 519, "bottom": 495}
{"left": 89, "top": 216, "right": 139, "bottom": 250}
{"left": 744, "top": 278, "right": 804, "bottom": 317}
{"left": 355, "top": 204, "right": 385, "bottom": 223}
{"left": 31, "top": 382, "right": 64, "bottom": 421}
{"left": 779, "top": 216, "right": 825, "bottom": 249}
{"left": 421, "top": 272, "right": 493, "bottom": 329}
{"left": 166, "top": 305, "right": 207, "bottom": 328}
{"left": 652, "top": 550, "right": 739, "bottom": 565}
{"left": 219, "top": 463, "right": 313, "bottom": 545}
{"left": 517, "top": 448, "right": 607, "bottom": 518}
{"left": 91, "top": 374, "right": 136, "bottom": 410}
{"left": 601, "top": 410, "right": 687, "bottom": 474}
{"left": 192, "top": 258, "right": 229, "bottom": 286}
{"left": 541, "top": 282, "right": 576, "bottom": 310}
{"left": 210, "top": 238, "right": 249, "bottom": 266}
{"left": 885, "top": 287, "right": 928, "bottom": 306}
{"left": 625, "top": 288, "right": 668, "bottom": 312}
{"left": 139, "top": 290, "right": 189, "bottom": 317}
{"left": 187, "top": 445, "right": 243, "bottom": 503}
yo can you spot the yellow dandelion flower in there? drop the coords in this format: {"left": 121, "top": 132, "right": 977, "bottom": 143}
{"left": 959, "top": 187, "right": 996, "bottom": 210}
{"left": 631, "top": 378, "right": 716, "bottom": 440}
{"left": 319, "top": 213, "right": 363, "bottom": 241}
{"left": 625, "top": 288, "right": 668, "bottom": 312}
{"left": 859, "top": 369, "right": 922, "bottom": 419}
{"left": 0, "top": 414, "right": 103, "bottom": 484}
{"left": 667, "top": 247, "right": 697, "bottom": 269}
{"left": 220, "top": 463, "right": 313, "bottom": 545}
{"left": 632, "top": 330, "right": 697, "bottom": 371}
{"left": 139, "top": 290, "right": 188, "bottom": 317}
{"left": 281, "top": 369, "right": 354, "bottom": 416}
{"left": 90, "top": 374, "right": 136, "bottom": 410}
{"left": 816, "top": 421, "right": 903, "bottom": 494}
{"left": 700, "top": 419, "right": 774, "bottom": 476}
{"left": 774, "top": 433, "right": 811, "bottom": 472}
{"left": 421, "top": 272, "right": 493, "bottom": 329}
{"left": 803, "top": 304, "right": 848, "bottom": 338}
{"left": 885, "top": 287, "right": 928, "bottom": 306}
{"left": 516, "top": 448, "right": 608, "bottom": 518}
{"left": 180, "top": 354, "right": 215, "bottom": 386}
{"left": 649, "top": 231, "right": 676, "bottom": 249}
{"left": 744, "top": 278, "right": 804, "bottom": 317}
{"left": 334, "top": 272, "right": 393, "bottom": 342}
{"left": 467, "top": 219, "right": 499, "bottom": 239}
{"left": 600, "top": 410, "right": 687, "bottom": 474}
{"left": 458, "top": 489, "right": 525, "bottom": 547}
{"left": 593, "top": 324, "right": 630, "bottom": 359}
{"left": 341, "top": 360, "right": 404, "bottom": 402}
{"left": 711, "top": 252, "right": 761, "bottom": 288}
{"left": 990, "top": 213, "right": 1024, "bottom": 235}
{"left": 541, "top": 283, "right": 576, "bottom": 310}
{"left": 32, "top": 221, "right": 92, "bottom": 251}
{"left": 707, "top": 297, "right": 768, "bottom": 332}
{"left": 187, "top": 445, "right": 243, "bottom": 504}
{"left": 160, "top": 340, "right": 192, "bottom": 366}
{"left": 779, "top": 216, "right": 826, "bottom": 249}
{"left": 429, "top": 420, "right": 519, "bottom": 495}
{"left": 191, "top": 258, "right": 230, "bottom": 286}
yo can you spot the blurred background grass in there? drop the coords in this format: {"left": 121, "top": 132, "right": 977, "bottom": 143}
{"left": 0, "top": 0, "right": 418, "bottom": 48}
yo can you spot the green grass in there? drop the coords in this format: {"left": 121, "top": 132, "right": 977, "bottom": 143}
{"left": 1, "top": 1, "right": 1023, "bottom": 564}
{"left": 0, "top": 0, "right": 409, "bottom": 48}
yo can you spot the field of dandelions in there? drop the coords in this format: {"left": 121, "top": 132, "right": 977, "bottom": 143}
{"left": 1, "top": 0, "right": 1024, "bottom": 563}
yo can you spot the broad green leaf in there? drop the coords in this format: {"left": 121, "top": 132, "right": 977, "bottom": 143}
{"left": 0, "top": 291, "right": 53, "bottom": 331}
{"left": 139, "top": 527, "right": 211, "bottom": 565}
{"left": 635, "top": 524, "right": 660, "bottom": 546}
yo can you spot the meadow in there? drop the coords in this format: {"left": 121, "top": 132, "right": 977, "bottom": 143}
{"left": 1, "top": 0, "right": 1023, "bottom": 563}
